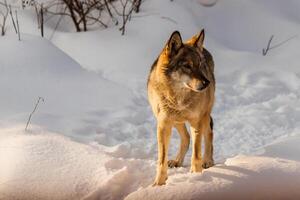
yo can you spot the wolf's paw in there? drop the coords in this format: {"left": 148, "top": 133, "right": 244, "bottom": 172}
{"left": 168, "top": 160, "right": 182, "bottom": 168}
{"left": 202, "top": 159, "right": 214, "bottom": 169}
{"left": 152, "top": 174, "right": 168, "bottom": 186}
{"left": 190, "top": 162, "right": 203, "bottom": 173}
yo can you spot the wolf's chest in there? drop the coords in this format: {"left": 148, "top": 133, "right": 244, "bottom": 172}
{"left": 162, "top": 95, "right": 203, "bottom": 121}
{"left": 176, "top": 98, "right": 191, "bottom": 110}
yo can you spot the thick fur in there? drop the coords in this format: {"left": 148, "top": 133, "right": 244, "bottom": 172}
{"left": 147, "top": 30, "right": 215, "bottom": 186}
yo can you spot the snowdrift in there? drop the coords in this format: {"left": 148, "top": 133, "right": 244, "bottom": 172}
{"left": 1, "top": 127, "right": 300, "bottom": 200}
{"left": 127, "top": 152, "right": 300, "bottom": 200}
{"left": 0, "top": 35, "right": 133, "bottom": 139}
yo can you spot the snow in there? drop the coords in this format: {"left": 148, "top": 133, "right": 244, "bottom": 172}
{"left": 127, "top": 154, "right": 300, "bottom": 200}
{"left": 127, "top": 135, "right": 300, "bottom": 200}
{"left": 1, "top": 0, "right": 300, "bottom": 199}
{"left": 0, "top": 126, "right": 110, "bottom": 200}
{"left": 0, "top": 35, "right": 133, "bottom": 141}
{"left": 1, "top": 127, "right": 300, "bottom": 200}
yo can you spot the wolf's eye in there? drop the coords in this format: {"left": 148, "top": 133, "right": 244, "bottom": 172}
{"left": 185, "top": 64, "right": 192, "bottom": 69}
{"left": 178, "top": 61, "right": 186, "bottom": 66}
{"left": 184, "top": 64, "right": 192, "bottom": 70}
{"left": 183, "top": 64, "right": 192, "bottom": 73}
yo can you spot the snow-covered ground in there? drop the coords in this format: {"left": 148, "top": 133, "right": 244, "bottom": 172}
{"left": 1, "top": 0, "right": 300, "bottom": 199}
{"left": 1, "top": 127, "right": 300, "bottom": 200}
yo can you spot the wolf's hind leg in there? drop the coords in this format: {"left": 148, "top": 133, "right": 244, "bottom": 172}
{"left": 202, "top": 116, "right": 214, "bottom": 169}
{"left": 168, "top": 123, "right": 190, "bottom": 168}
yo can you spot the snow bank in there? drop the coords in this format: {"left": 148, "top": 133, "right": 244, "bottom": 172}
{"left": 0, "top": 126, "right": 156, "bottom": 200}
{"left": 0, "top": 35, "right": 133, "bottom": 139}
{"left": 126, "top": 137, "right": 300, "bottom": 200}
{"left": 127, "top": 157, "right": 300, "bottom": 200}
{"left": 1, "top": 126, "right": 300, "bottom": 200}
{"left": 0, "top": 126, "right": 109, "bottom": 200}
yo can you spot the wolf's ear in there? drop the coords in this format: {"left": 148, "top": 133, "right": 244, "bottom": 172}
{"left": 187, "top": 29, "right": 205, "bottom": 51}
{"left": 166, "top": 31, "right": 183, "bottom": 57}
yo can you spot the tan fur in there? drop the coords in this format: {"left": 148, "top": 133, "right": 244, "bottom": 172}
{"left": 147, "top": 30, "right": 215, "bottom": 186}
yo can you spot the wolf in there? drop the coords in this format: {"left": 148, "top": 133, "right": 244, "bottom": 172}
{"left": 147, "top": 29, "right": 215, "bottom": 186}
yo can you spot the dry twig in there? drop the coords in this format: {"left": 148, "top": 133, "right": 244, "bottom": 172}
{"left": 25, "top": 97, "right": 44, "bottom": 131}
{"left": 263, "top": 34, "right": 297, "bottom": 56}
{"left": 0, "top": 0, "right": 9, "bottom": 36}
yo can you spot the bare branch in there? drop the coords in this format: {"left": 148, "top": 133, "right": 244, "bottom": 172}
{"left": 25, "top": 97, "right": 45, "bottom": 132}
{"left": 111, "top": 0, "right": 136, "bottom": 35}
{"left": 262, "top": 35, "right": 274, "bottom": 56}
{"left": 49, "top": 9, "right": 66, "bottom": 40}
{"left": 262, "top": 35, "right": 297, "bottom": 56}
{"left": 133, "top": 0, "right": 141, "bottom": 13}
{"left": 160, "top": 16, "right": 177, "bottom": 24}
{"left": 15, "top": 10, "right": 20, "bottom": 40}
{"left": 40, "top": 4, "right": 44, "bottom": 37}
{"left": 29, "top": 0, "right": 142, "bottom": 33}
{"left": 0, "top": 0, "right": 9, "bottom": 36}
{"left": 269, "top": 35, "right": 297, "bottom": 50}
{"left": 9, "top": 4, "right": 17, "bottom": 33}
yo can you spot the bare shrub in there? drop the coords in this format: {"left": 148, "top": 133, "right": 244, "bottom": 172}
{"left": 0, "top": 0, "right": 8, "bottom": 36}
{"left": 110, "top": 0, "right": 137, "bottom": 35}
{"left": 46, "top": 0, "right": 108, "bottom": 32}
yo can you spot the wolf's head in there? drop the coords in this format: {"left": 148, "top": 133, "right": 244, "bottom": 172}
{"left": 161, "top": 30, "right": 210, "bottom": 93}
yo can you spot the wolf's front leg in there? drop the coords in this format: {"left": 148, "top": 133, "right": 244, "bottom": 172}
{"left": 153, "top": 117, "right": 172, "bottom": 186}
{"left": 190, "top": 122, "right": 203, "bottom": 173}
